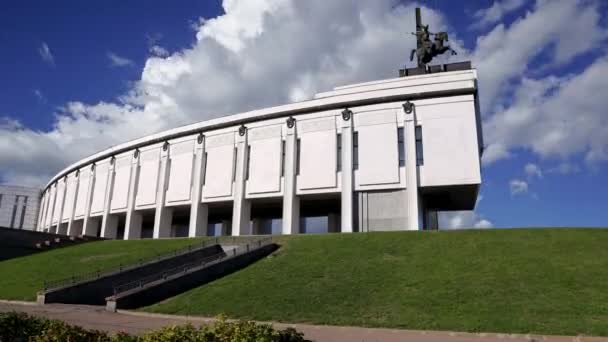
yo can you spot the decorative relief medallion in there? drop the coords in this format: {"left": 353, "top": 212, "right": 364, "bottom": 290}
{"left": 197, "top": 133, "right": 204, "bottom": 144}
{"left": 134, "top": 149, "right": 140, "bottom": 159}
{"left": 286, "top": 116, "right": 296, "bottom": 128}
{"left": 238, "top": 124, "right": 247, "bottom": 136}
{"left": 342, "top": 108, "right": 352, "bottom": 121}
{"left": 163, "top": 141, "right": 169, "bottom": 151}
{"left": 402, "top": 101, "right": 414, "bottom": 114}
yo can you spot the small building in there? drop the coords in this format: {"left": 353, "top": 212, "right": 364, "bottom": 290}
{"left": 0, "top": 185, "right": 41, "bottom": 230}
{"left": 37, "top": 63, "right": 483, "bottom": 238}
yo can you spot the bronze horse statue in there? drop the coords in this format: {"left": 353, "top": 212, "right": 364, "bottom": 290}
{"left": 409, "top": 25, "right": 457, "bottom": 66}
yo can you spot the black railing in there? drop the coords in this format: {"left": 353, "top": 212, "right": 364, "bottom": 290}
{"left": 42, "top": 237, "right": 223, "bottom": 291}
{"left": 110, "top": 237, "right": 272, "bottom": 297}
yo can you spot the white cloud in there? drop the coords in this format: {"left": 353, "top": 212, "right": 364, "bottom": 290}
{"left": 149, "top": 45, "right": 169, "bottom": 57}
{"left": 107, "top": 52, "right": 134, "bottom": 67}
{"left": 473, "top": 0, "right": 607, "bottom": 114}
{"left": 1, "top": 0, "right": 607, "bottom": 192}
{"left": 38, "top": 42, "right": 54, "bottom": 66}
{"left": 481, "top": 143, "right": 511, "bottom": 165}
{"left": 2, "top": 1, "right": 457, "bottom": 187}
{"left": 524, "top": 163, "right": 542, "bottom": 179}
{"left": 509, "top": 179, "right": 528, "bottom": 195}
{"left": 33, "top": 89, "right": 46, "bottom": 103}
{"left": 472, "top": 0, "right": 526, "bottom": 30}
{"left": 440, "top": 211, "right": 493, "bottom": 229}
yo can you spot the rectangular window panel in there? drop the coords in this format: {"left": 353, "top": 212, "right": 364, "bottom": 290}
{"left": 296, "top": 138, "right": 301, "bottom": 176}
{"left": 281, "top": 140, "right": 285, "bottom": 177}
{"left": 353, "top": 131, "right": 359, "bottom": 170}
{"left": 398, "top": 127, "right": 405, "bottom": 166}
{"left": 0, "top": 194, "right": 3, "bottom": 208}
{"left": 337, "top": 133, "right": 342, "bottom": 172}
{"left": 415, "top": 125, "right": 424, "bottom": 166}
{"left": 19, "top": 196, "right": 28, "bottom": 229}
{"left": 10, "top": 196, "right": 19, "bottom": 228}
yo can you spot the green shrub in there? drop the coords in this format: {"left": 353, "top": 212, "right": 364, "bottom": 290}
{"left": 0, "top": 312, "right": 309, "bottom": 342}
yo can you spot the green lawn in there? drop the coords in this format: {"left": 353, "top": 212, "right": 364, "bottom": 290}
{"left": 0, "top": 237, "right": 206, "bottom": 301}
{"left": 143, "top": 229, "right": 608, "bottom": 336}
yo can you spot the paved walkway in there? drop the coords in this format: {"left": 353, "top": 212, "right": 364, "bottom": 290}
{"left": 0, "top": 301, "right": 606, "bottom": 342}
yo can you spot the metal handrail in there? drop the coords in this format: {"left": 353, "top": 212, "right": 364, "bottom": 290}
{"left": 42, "top": 237, "right": 221, "bottom": 291}
{"left": 110, "top": 237, "right": 272, "bottom": 297}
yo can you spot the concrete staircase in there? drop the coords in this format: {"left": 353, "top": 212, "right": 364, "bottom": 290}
{"left": 105, "top": 238, "right": 277, "bottom": 311}
{"left": 0, "top": 226, "right": 103, "bottom": 261}
{"left": 38, "top": 239, "right": 226, "bottom": 306}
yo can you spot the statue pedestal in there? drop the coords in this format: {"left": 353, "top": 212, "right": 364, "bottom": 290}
{"left": 399, "top": 61, "right": 472, "bottom": 78}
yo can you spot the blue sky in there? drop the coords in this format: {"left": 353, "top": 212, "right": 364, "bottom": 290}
{"left": 1, "top": 0, "right": 607, "bottom": 228}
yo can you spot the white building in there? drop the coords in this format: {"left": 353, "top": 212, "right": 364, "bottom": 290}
{"left": 37, "top": 64, "right": 483, "bottom": 239}
{"left": 0, "top": 185, "right": 41, "bottom": 230}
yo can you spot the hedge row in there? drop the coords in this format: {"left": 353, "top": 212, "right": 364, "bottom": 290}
{"left": 0, "top": 312, "right": 310, "bottom": 342}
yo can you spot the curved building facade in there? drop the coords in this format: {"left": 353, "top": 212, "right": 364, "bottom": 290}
{"left": 37, "top": 65, "right": 483, "bottom": 239}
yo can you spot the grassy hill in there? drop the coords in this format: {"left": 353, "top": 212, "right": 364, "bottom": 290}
{"left": 0, "top": 229, "right": 606, "bottom": 336}
{"left": 142, "top": 229, "right": 608, "bottom": 336}
{"left": 0, "top": 237, "right": 206, "bottom": 301}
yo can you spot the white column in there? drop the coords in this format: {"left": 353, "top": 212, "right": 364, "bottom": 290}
{"left": 189, "top": 136, "right": 208, "bottom": 237}
{"left": 100, "top": 160, "right": 117, "bottom": 238}
{"left": 82, "top": 166, "right": 97, "bottom": 236}
{"left": 124, "top": 151, "right": 142, "bottom": 240}
{"left": 153, "top": 145, "right": 172, "bottom": 238}
{"left": 340, "top": 113, "right": 354, "bottom": 233}
{"left": 66, "top": 174, "right": 80, "bottom": 236}
{"left": 404, "top": 103, "right": 420, "bottom": 230}
{"left": 45, "top": 185, "right": 56, "bottom": 233}
{"left": 37, "top": 193, "right": 47, "bottom": 231}
{"left": 282, "top": 120, "right": 300, "bottom": 235}
{"left": 55, "top": 178, "right": 68, "bottom": 235}
{"left": 232, "top": 129, "right": 251, "bottom": 236}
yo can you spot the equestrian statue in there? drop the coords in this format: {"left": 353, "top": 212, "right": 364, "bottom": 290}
{"left": 409, "top": 8, "right": 457, "bottom": 67}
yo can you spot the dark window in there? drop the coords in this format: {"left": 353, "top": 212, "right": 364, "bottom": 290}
{"left": 10, "top": 195, "right": 19, "bottom": 228}
{"left": 19, "top": 196, "right": 28, "bottom": 229}
{"left": 281, "top": 140, "right": 285, "bottom": 177}
{"left": 336, "top": 133, "right": 342, "bottom": 172}
{"left": 0, "top": 194, "right": 3, "bottom": 208}
{"left": 296, "top": 138, "right": 301, "bottom": 175}
{"left": 232, "top": 147, "right": 237, "bottom": 181}
{"left": 245, "top": 145, "right": 251, "bottom": 180}
{"left": 415, "top": 126, "right": 424, "bottom": 166}
{"left": 353, "top": 131, "right": 359, "bottom": 170}
{"left": 398, "top": 127, "right": 405, "bottom": 166}
{"left": 202, "top": 152, "right": 208, "bottom": 185}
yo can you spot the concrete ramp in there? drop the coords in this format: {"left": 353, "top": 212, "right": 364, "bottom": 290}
{"left": 38, "top": 239, "right": 225, "bottom": 305}
{"left": 106, "top": 238, "right": 277, "bottom": 311}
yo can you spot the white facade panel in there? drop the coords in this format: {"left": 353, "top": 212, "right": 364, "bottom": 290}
{"left": 355, "top": 110, "right": 399, "bottom": 186}
{"left": 110, "top": 157, "right": 132, "bottom": 211}
{"left": 90, "top": 162, "right": 109, "bottom": 215}
{"left": 74, "top": 172, "right": 90, "bottom": 218}
{"left": 202, "top": 132, "right": 235, "bottom": 199}
{"left": 61, "top": 174, "right": 77, "bottom": 221}
{"left": 166, "top": 140, "right": 195, "bottom": 203}
{"left": 418, "top": 98, "right": 481, "bottom": 187}
{"left": 297, "top": 117, "right": 337, "bottom": 190}
{"left": 247, "top": 125, "right": 282, "bottom": 194}
{"left": 136, "top": 149, "right": 161, "bottom": 207}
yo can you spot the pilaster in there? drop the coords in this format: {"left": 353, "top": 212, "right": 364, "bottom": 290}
{"left": 340, "top": 109, "right": 354, "bottom": 233}
{"left": 124, "top": 150, "right": 142, "bottom": 240}
{"left": 153, "top": 143, "right": 172, "bottom": 238}
{"left": 282, "top": 118, "right": 300, "bottom": 235}
{"left": 189, "top": 134, "right": 209, "bottom": 237}
{"left": 232, "top": 128, "right": 251, "bottom": 236}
